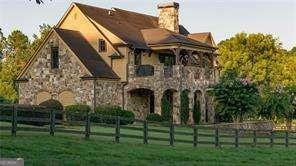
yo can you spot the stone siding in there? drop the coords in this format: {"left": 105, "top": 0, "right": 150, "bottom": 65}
{"left": 19, "top": 32, "right": 94, "bottom": 106}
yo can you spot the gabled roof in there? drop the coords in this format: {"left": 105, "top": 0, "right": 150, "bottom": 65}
{"left": 188, "top": 32, "right": 217, "bottom": 47}
{"left": 141, "top": 28, "right": 215, "bottom": 49}
{"left": 54, "top": 28, "right": 119, "bottom": 79}
{"left": 74, "top": 3, "right": 190, "bottom": 49}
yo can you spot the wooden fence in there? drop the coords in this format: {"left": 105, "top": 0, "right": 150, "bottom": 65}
{"left": 1, "top": 105, "right": 296, "bottom": 148}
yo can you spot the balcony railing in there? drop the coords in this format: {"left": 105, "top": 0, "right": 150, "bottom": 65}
{"left": 135, "top": 65, "right": 154, "bottom": 77}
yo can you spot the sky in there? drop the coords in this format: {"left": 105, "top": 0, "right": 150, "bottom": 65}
{"left": 0, "top": 0, "right": 295, "bottom": 49}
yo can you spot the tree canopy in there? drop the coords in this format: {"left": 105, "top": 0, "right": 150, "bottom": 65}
{"left": 218, "top": 32, "right": 296, "bottom": 88}
{"left": 0, "top": 24, "right": 51, "bottom": 102}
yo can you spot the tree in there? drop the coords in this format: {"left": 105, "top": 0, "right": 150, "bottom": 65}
{"left": 0, "top": 25, "right": 51, "bottom": 102}
{"left": 218, "top": 33, "right": 286, "bottom": 88}
{"left": 209, "top": 69, "right": 260, "bottom": 122}
{"left": 161, "top": 97, "right": 172, "bottom": 122}
{"left": 180, "top": 90, "right": 190, "bottom": 124}
{"left": 260, "top": 86, "right": 295, "bottom": 129}
{"left": 30, "top": 24, "right": 51, "bottom": 54}
{"left": 192, "top": 100, "right": 201, "bottom": 124}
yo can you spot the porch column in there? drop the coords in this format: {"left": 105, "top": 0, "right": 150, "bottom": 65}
{"left": 187, "top": 90, "right": 194, "bottom": 124}
{"left": 173, "top": 91, "right": 181, "bottom": 123}
{"left": 154, "top": 90, "right": 163, "bottom": 115}
{"left": 171, "top": 48, "right": 181, "bottom": 65}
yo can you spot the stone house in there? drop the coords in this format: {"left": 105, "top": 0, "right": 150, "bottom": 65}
{"left": 17, "top": 2, "right": 218, "bottom": 123}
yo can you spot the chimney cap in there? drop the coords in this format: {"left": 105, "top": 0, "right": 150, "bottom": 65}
{"left": 157, "top": 2, "right": 179, "bottom": 9}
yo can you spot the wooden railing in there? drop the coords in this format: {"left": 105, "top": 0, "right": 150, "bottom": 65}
{"left": 1, "top": 105, "right": 296, "bottom": 148}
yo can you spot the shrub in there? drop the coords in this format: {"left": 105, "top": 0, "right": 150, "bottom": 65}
{"left": 94, "top": 105, "right": 134, "bottom": 125}
{"left": 161, "top": 97, "right": 172, "bottom": 122}
{"left": 39, "top": 99, "right": 63, "bottom": 120}
{"left": 192, "top": 101, "right": 201, "bottom": 124}
{"left": 0, "top": 104, "right": 50, "bottom": 126}
{"left": 65, "top": 104, "right": 91, "bottom": 122}
{"left": 180, "top": 90, "right": 190, "bottom": 124}
{"left": 146, "top": 113, "right": 163, "bottom": 122}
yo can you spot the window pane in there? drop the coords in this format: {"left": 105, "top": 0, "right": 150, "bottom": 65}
{"left": 51, "top": 46, "right": 59, "bottom": 69}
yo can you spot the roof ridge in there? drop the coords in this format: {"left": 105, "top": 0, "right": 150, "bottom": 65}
{"left": 112, "top": 7, "right": 158, "bottom": 19}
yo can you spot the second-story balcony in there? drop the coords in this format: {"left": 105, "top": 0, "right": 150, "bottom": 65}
{"left": 128, "top": 64, "right": 218, "bottom": 85}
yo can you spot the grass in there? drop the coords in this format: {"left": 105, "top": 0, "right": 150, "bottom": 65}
{"left": 1, "top": 132, "right": 296, "bottom": 166}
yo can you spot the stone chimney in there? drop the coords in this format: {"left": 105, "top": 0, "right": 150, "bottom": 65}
{"left": 157, "top": 2, "right": 179, "bottom": 33}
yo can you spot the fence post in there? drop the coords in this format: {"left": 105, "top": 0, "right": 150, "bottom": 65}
{"left": 85, "top": 112, "right": 90, "bottom": 139}
{"left": 115, "top": 116, "right": 120, "bottom": 143}
{"left": 235, "top": 129, "right": 239, "bottom": 148}
{"left": 253, "top": 130, "right": 257, "bottom": 147}
{"left": 285, "top": 131, "right": 289, "bottom": 148}
{"left": 143, "top": 120, "right": 148, "bottom": 144}
{"left": 270, "top": 130, "right": 274, "bottom": 147}
{"left": 11, "top": 104, "right": 17, "bottom": 137}
{"left": 49, "top": 109, "right": 55, "bottom": 136}
{"left": 215, "top": 127, "right": 219, "bottom": 148}
{"left": 169, "top": 122, "right": 174, "bottom": 146}
{"left": 193, "top": 126, "right": 198, "bottom": 147}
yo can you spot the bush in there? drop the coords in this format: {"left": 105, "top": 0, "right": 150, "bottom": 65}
{"left": 0, "top": 104, "right": 51, "bottom": 126}
{"left": 180, "top": 90, "right": 190, "bottom": 124}
{"left": 65, "top": 104, "right": 91, "bottom": 122}
{"left": 146, "top": 113, "right": 163, "bottom": 122}
{"left": 161, "top": 97, "right": 172, "bottom": 122}
{"left": 192, "top": 101, "right": 201, "bottom": 124}
{"left": 39, "top": 99, "right": 63, "bottom": 120}
{"left": 94, "top": 105, "right": 134, "bottom": 125}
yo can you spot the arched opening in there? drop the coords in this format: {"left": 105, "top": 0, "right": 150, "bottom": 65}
{"left": 161, "top": 89, "right": 176, "bottom": 122}
{"left": 180, "top": 89, "right": 190, "bottom": 124}
{"left": 36, "top": 91, "right": 51, "bottom": 105}
{"left": 127, "top": 88, "right": 154, "bottom": 119}
{"left": 58, "top": 90, "right": 75, "bottom": 106}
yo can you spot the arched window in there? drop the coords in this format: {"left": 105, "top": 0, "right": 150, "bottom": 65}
{"left": 36, "top": 91, "right": 51, "bottom": 105}
{"left": 58, "top": 91, "right": 75, "bottom": 106}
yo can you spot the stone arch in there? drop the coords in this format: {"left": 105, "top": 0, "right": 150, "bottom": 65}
{"left": 127, "top": 88, "right": 154, "bottom": 119}
{"left": 162, "top": 89, "right": 179, "bottom": 122}
{"left": 58, "top": 90, "right": 75, "bottom": 106}
{"left": 36, "top": 91, "right": 51, "bottom": 105}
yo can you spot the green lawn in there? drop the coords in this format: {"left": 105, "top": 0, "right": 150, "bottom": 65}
{"left": 1, "top": 132, "right": 296, "bottom": 166}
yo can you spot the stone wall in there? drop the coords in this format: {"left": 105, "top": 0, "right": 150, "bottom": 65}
{"left": 95, "top": 80, "right": 123, "bottom": 107}
{"left": 125, "top": 63, "right": 217, "bottom": 123}
{"left": 18, "top": 32, "right": 94, "bottom": 106}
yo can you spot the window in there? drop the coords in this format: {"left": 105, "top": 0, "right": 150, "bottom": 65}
{"left": 51, "top": 46, "right": 59, "bottom": 69}
{"left": 98, "top": 39, "right": 107, "bottom": 52}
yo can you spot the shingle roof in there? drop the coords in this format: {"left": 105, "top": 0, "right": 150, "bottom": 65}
{"left": 75, "top": 3, "right": 190, "bottom": 49}
{"left": 188, "top": 32, "right": 216, "bottom": 47}
{"left": 54, "top": 28, "right": 119, "bottom": 79}
{"left": 141, "top": 28, "right": 214, "bottom": 48}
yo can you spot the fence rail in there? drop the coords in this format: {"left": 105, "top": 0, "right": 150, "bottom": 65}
{"left": 1, "top": 105, "right": 296, "bottom": 148}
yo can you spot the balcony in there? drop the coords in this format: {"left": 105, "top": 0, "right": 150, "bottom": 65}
{"left": 129, "top": 64, "right": 218, "bottom": 84}
{"left": 135, "top": 65, "right": 154, "bottom": 77}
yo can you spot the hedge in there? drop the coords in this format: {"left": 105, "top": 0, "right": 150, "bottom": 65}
{"left": 94, "top": 105, "right": 134, "bottom": 125}
{"left": 146, "top": 113, "right": 163, "bottom": 122}
{"left": 65, "top": 104, "right": 91, "bottom": 122}
{"left": 0, "top": 104, "right": 62, "bottom": 126}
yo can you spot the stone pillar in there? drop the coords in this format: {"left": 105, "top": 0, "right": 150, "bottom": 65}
{"left": 187, "top": 90, "right": 194, "bottom": 124}
{"left": 201, "top": 90, "right": 206, "bottom": 123}
{"left": 154, "top": 90, "right": 163, "bottom": 115}
{"left": 173, "top": 91, "right": 181, "bottom": 124}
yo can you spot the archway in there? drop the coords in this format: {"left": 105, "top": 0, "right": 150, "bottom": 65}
{"left": 58, "top": 90, "right": 75, "bottom": 107}
{"left": 127, "top": 88, "right": 154, "bottom": 119}
{"left": 161, "top": 89, "right": 177, "bottom": 122}
{"left": 36, "top": 91, "right": 51, "bottom": 105}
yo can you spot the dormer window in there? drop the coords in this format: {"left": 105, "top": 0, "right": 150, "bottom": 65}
{"left": 98, "top": 39, "right": 107, "bottom": 52}
{"left": 51, "top": 46, "right": 59, "bottom": 69}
